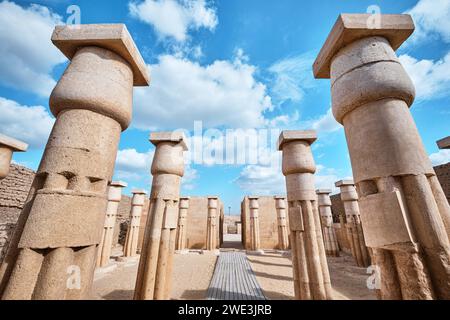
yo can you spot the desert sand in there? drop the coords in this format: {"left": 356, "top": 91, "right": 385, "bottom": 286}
{"left": 92, "top": 249, "right": 217, "bottom": 300}
{"left": 248, "top": 250, "right": 377, "bottom": 300}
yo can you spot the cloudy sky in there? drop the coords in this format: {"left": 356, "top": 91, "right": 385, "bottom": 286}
{"left": 1, "top": 0, "right": 449, "bottom": 214}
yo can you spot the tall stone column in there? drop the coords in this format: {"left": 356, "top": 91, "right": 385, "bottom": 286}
{"left": 278, "top": 131, "right": 332, "bottom": 300}
{"left": 248, "top": 197, "right": 263, "bottom": 253}
{"left": 314, "top": 14, "right": 450, "bottom": 299}
{"left": 0, "top": 24, "right": 149, "bottom": 300}
{"left": 206, "top": 197, "right": 218, "bottom": 251}
{"left": 335, "top": 181, "right": 369, "bottom": 267}
{"left": 175, "top": 197, "right": 190, "bottom": 252}
{"left": 275, "top": 196, "right": 289, "bottom": 251}
{"left": 0, "top": 134, "right": 28, "bottom": 180}
{"left": 96, "top": 181, "right": 127, "bottom": 268}
{"left": 316, "top": 190, "right": 340, "bottom": 257}
{"left": 123, "top": 189, "right": 147, "bottom": 258}
{"left": 134, "top": 132, "right": 187, "bottom": 300}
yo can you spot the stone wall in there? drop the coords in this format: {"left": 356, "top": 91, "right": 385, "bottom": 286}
{"left": 435, "top": 163, "right": 450, "bottom": 202}
{"left": 241, "top": 196, "right": 288, "bottom": 250}
{"left": 182, "top": 196, "right": 223, "bottom": 250}
{"left": 0, "top": 164, "right": 34, "bottom": 260}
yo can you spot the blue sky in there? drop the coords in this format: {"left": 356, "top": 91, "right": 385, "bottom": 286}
{"left": 1, "top": 0, "right": 449, "bottom": 215}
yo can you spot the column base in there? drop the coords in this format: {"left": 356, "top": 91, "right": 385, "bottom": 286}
{"left": 246, "top": 249, "right": 265, "bottom": 256}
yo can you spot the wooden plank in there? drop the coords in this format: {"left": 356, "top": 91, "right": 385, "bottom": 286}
{"left": 207, "top": 251, "right": 266, "bottom": 300}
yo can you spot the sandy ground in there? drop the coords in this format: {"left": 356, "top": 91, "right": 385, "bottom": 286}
{"left": 247, "top": 250, "right": 377, "bottom": 300}
{"left": 92, "top": 251, "right": 217, "bottom": 300}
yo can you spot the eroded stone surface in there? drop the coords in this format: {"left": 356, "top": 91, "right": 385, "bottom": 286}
{"left": 134, "top": 132, "right": 187, "bottom": 300}
{"left": 316, "top": 14, "right": 450, "bottom": 300}
{"left": 278, "top": 130, "right": 332, "bottom": 300}
{"left": 0, "top": 24, "right": 148, "bottom": 300}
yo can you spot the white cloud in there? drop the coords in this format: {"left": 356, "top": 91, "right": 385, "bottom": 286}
{"left": 114, "top": 147, "right": 198, "bottom": 189}
{"left": 234, "top": 162, "right": 285, "bottom": 195}
{"left": 129, "top": 0, "right": 217, "bottom": 42}
{"left": 268, "top": 53, "right": 316, "bottom": 104}
{"left": 406, "top": 0, "right": 450, "bottom": 44}
{"left": 234, "top": 146, "right": 342, "bottom": 195}
{"left": 0, "top": 1, "right": 65, "bottom": 97}
{"left": 430, "top": 149, "right": 450, "bottom": 166}
{"left": 311, "top": 108, "right": 342, "bottom": 134}
{"left": 132, "top": 53, "right": 272, "bottom": 130}
{"left": 399, "top": 53, "right": 450, "bottom": 101}
{"left": 0, "top": 97, "right": 54, "bottom": 149}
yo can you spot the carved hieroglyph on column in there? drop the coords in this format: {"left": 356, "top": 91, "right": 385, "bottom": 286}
{"left": 206, "top": 197, "right": 219, "bottom": 251}
{"left": 248, "top": 197, "right": 263, "bottom": 253}
{"left": 314, "top": 14, "right": 450, "bottom": 299}
{"left": 335, "top": 181, "right": 369, "bottom": 267}
{"left": 96, "top": 181, "right": 127, "bottom": 268}
{"left": 123, "top": 189, "right": 147, "bottom": 258}
{"left": 0, "top": 134, "right": 28, "bottom": 180}
{"left": 175, "top": 197, "right": 190, "bottom": 252}
{"left": 275, "top": 196, "right": 289, "bottom": 251}
{"left": 0, "top": 24, "right": 149, "bottom": 300}
{"left": 134, "top": 132, "right": 187, "bottom": 300}
{"left": 278, "top": 131, "right": 333, "bottom": 300}
{"left": 316, "top": 190, "right": 339, "bottom": 257}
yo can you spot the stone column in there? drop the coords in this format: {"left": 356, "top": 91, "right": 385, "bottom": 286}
{"left": 206, "top": 197, "right": 218, "bottom": 251}
{"left": 0, "top": 134, "right": 28, "bottom": 180}
{"left": 316, "top": 190, "right": 340, "bottom": 257}
{"left": 134, "top": 132, "right": 187, "bottom": 300}
{"left": 175, "top": 197, "right": 189, "bottom": 252}
{"left": 275, "top": 196, "right": 289, "bottom": 251}
{"left": 314, "top": 14, "right": 450, "bottom": 299}
{"left": 335, "top": 181, "right": 369, "bottom": 267}
{"left": 96, "top": 181, "right": 127, "bottom": 268}
{"left": 278, "top": 130, "right": 332, "bottom": 300}
{"left": 248, "top": 197, "right": 264, "bottom": 254}
{"left": 0, "top": 24, "right": 149, "bottom": 300}
{"left": 123, "top": 189, "right": 147, "bottom": 258}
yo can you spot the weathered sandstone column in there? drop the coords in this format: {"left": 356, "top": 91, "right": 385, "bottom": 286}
{"left": 96, "top": 181, "right": 127, "bottom": 268}
{"left": 275, "top": 196, "right": 289, "bottom": 251}
{"left": 134, "top": 132, "right": 187, "bottom": 300}
{"left": 123, "top": 189, "right": 147, "bottom": 258}
{"left": 335, "top": 181, "right": 369, "bottom": 267}
{"left": 0, "top": 134, "right": 28, "bottom": 180}
{"left": 0, "top": 24, "right": 149, "bottom": 300}
{"left": 175, "top": 197, "right": 190, "bottom": 252}
{"left": 248, "top": 197, "right": 263, "bottom": 253}
{"left": 278, "top": 130, "right": 332, "bottom": 300}
{"left": 206, "top": 197, "right": 219, "bottom": 251}
{"left": 314, "top": 14, "right": 450, "bottom": 299}
{"left": 316, "top": 190, "right": 339, "bottom": 257}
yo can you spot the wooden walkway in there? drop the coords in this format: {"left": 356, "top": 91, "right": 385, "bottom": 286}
{"left": 206, "top": 251, "right": 266, "bottom": 300}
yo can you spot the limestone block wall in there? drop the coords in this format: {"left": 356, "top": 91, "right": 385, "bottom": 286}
{"left": 435, "top": 163, "right": 450, "bottom": 202}
{"left": 183, "top": 196, "right": 223, "bottom": 250}
{"left": 241, "top": 196, "right": 286, "bottom": 250}
{"left": 0, "top": 164, "right": 34, "bottom": 260}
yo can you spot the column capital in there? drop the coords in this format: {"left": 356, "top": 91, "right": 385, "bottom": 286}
{"left": 110, "top": 181, "right": 128, "bottom": 188}
{"left": 52, "top": 24, "right": 150, "bottom": 86}
{"left": 0, "top": 134, "right": 28, "bottom": 152}
{"left": 316, "top": 189, "right": 332, "bottom": 195}
{"left": 149, "top": 132, "right": 188, "bottom": 151}
{"left": 313, "top": 14, "right": 415, "bottom": 79}
{"left": 437, "top": 136, "right": 450, "bottom": 150}
{"left": 277, "top": 130, "right": 317, "bottom": 150}
{"left": 132, "top": 189, "right": 147, "bottom": 195}
{"left": 335, "top": 180, "right": 355, "bottom": 188}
